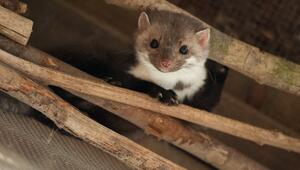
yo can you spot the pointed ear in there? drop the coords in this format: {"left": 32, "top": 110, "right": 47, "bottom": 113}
{"left": 138, "top": 12, "right": 151, "bottom": 31}
{"left": 196, "top": 28, "right": 210, "bottom": 47}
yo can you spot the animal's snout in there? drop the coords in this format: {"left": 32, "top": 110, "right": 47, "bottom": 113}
{"left": 160, "top": 59, "right": 172, "bottom": 68}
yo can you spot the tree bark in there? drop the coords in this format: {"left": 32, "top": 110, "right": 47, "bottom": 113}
{"left": 0, "top": 5, "right": 32, "bottom": 45}
{"left": 0, "top": 0, "right": 27, "bottom": 14}
{"left": 105, "top": 0, "right": 300, "bottom": 96}
{"left": 0, "top": 36, "right": 268, "bottom": 170}
{"left": 0, "top": 62, "right": 185, "bottom": 170}
{"left": 0, "top": 48, "right": 299, "bottom": 154}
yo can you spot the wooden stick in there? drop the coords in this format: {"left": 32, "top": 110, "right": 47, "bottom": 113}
{"left": 0, "top": 5, "right": 32, "bottom": 45}
{"left": 0, "top": 62, "right": 185, "bottom": 170}
{"left": 78, "top": 95, "right": 268, "bottom": 170}
{"left": 0, "top": 0, "right": 27, "bottom": 14}
{"left": 105, "top": 0, "right": 300, "bottom": 96}
{"left": 0, "top": 36, "right": 267, "bottom": 170}
{"left": 0, "top": 49, "right": 299, "bottom": 154}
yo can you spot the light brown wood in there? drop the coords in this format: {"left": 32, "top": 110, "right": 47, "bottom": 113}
{"left": 0, "top": 48, "right": 299, "bottom": 154}
{"left": 78, "top": 95, "right": 268, "bottom": 170}
{"left": 105, "top": 0, "right": 300, "bottom": 96}
{"left": 0, "top": 36, "right": 267, "bottom": 170}
{"left": 0, "top": 62, "right": 185, "bottom": 170}
{"left": 0, "top": 5, "right": 32, "bottom": 45}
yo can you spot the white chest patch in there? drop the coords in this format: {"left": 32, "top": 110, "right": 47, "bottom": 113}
{"left": 128, "top": 56, "right": 207, "bottom": 101}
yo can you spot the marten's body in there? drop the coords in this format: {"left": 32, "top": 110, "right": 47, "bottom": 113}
{"left": 100, "top": 10, "right": 228, "bottom": 111}
{"left": 21, "top": 10, "right": 228, "bottom": 134}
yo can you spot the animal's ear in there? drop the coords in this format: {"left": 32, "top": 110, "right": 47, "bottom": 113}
{"left": 195, "top": 28, "right": 210, "bottom": 47}
{"left": 138, "top": 12, "right": 151, "bottom": 31}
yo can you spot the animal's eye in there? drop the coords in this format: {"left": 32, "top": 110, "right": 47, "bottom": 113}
{"left": 150, "top": 39, "right": 159, "bottom": 49}
{"left": 179, "top": 45, "right": 188, "bottom": 55}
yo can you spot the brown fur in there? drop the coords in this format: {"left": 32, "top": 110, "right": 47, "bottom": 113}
{"left": 135, "top": 10, "right": 209, "bottom": 72}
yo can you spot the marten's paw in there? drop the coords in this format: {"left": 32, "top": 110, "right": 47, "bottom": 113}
{"left": 149, "top": 88, "right": 179, "bottom": 105}
{"left": 158, "top": 89, "right": 179, "bottom": 105}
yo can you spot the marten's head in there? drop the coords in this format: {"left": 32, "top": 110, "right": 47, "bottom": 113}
{"left": 135, "top": 10, "right": 210, "bottom": 73}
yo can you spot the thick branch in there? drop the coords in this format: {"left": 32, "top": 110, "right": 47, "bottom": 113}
{"left": 0, "top": 0, "right": 27, "bottom": 14}
{"left": 0, "top": 63, "right": 184, "bottom": 170}
{"left": 0, "top": 36, "right": 267, "bottom": 170}
{"left": 105, "top": 0, "right": 300, "bottom": 96}
{"left": 0, "top": 48, "right": 299, "bottom": 154}
{"left": 0, "top": 5, "right": 32, "bottom": 45}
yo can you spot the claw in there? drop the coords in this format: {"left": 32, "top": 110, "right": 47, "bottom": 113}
{"left": 174, "top": 99, "right": 179, "bottom": 105}
{"left": 158, "top": 92, "right": 163, "bottom": 99}
{"left": 170, "top": 98, "right": 175, "bottom": 103}
{"left": 169, "top": 97, "right": 179, "bottom": 105}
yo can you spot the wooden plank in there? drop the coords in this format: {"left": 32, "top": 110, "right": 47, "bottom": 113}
{"left": 0, "top": 5, "right": 32, "bottom": 45}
